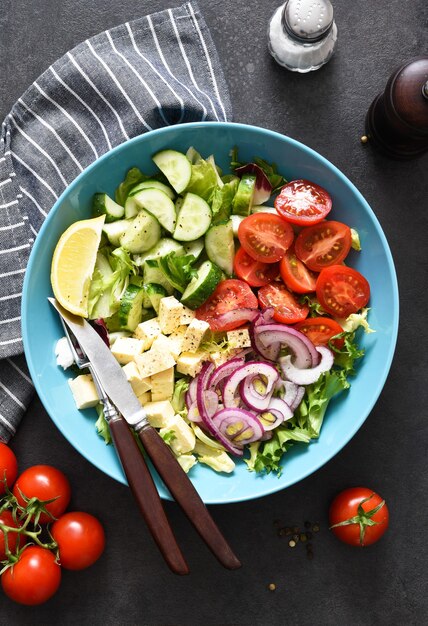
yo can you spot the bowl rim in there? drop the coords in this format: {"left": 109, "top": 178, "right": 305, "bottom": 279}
{"left": 22, "top": 121, "right": 399, "bottom": 503}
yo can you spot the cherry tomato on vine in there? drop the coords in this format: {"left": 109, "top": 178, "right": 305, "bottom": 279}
{"left": 1, "top": 546, "right": 61, "bottom": 605}
{"left": 258, "top": 282, "right": 309, "bottom": 324}
{"left": 294, "top": 317, "right": 345, "bottom": 349}
{"left": 294, "top": 221, "right": 352, "bottom": 271}
{"left": 13, "top": 465, "right": 71, "bottom": 524}
{"left": 0, "top": 511, "right": 23, "bottom": 561}
{"left": 279, "top": 246, "right": 318, "bottom": 293}
{"left": 196, "top": 279, "right": 258, "bottom": 332}
{"left": 316, "top": 265, "right": 370, "bottom": 318}
{"left": 0, "top": 443, "right": 18, "bottom": 496}
{"left": 329, "top": 487, "right": 389, "bottom": 547}
{"left": 51, "top": 512, "right": 105, "bottom": 571}
{"left": 275, "top": 179, "right": 332, "bottom": 226}
{"left": 233, "top": 246, "right": 279, "bottom": 287}
{"left": 237, "top": 213, "right": 294, "bottom": 263}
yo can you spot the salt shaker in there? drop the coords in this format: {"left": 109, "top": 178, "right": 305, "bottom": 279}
{"left": 268, "top": 0, "right": 338, "bottom": 73}
{"left": 364, "top": 57, "right": 428, "bottom": 159}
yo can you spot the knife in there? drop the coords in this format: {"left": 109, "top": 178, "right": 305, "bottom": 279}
{"left": 49, "top": 298, "right": 241, "bottom": 571}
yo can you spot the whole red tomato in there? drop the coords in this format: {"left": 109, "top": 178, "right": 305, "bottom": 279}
{"left": 329, "top": 487, "right": 389, "bottom": 547}
{"left": 51, "top": 511, "right": 105, "bottom": 570}
{"left": 1, "top": 546, "right": 61, "bottom": 605}
{"left": 0, "top": 511, "right": 23, "bottom": 561}
{"left": 0, "top": 443, "right": 18, "bottom": 496}
{"left": 13, "top": 465, "right": 71, "bottom": 524}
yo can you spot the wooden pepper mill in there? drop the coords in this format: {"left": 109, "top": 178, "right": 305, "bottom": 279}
{"left": 365, "top": 57, "right": 428, "bottom": 159}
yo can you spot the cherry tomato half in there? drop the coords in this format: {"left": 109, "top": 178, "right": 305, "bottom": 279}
{"left": 51, "top": 512, "right": 105, "bottom": 571}
{"left": 329, "top": 487, "right": 389, "bottom": 547}
{"left": 13, "top": 465, "right": 71, "bottom": 524}
{"left": 258, "top": 282, "right": 309, "bottom": 324}
{"left": 316, "top": 265, "right": 370, "bottom": 318}
{"left": 0, "top": 511, "right": 23, "bottom": 561}
{"left": 237, "top": 213, "right": 294, "bottom": 264}
{"left": 233, "top": 246, "right": 279, "bottom": 288}
{"left": 0, "top": 443, "right": 18, "bottom": 496}
{"left": 294, "top": 317, "right": 345, "bottom": 349}
{"left": 1, "top": 546, "right": 61, "bottom": 606}
{"left": 195, "top": 279, "right": 258, "bottom": 332}
{"left": 275, "top": 179, "right": 332, "bottom": 226}
{"left": 279, "top": 246, "right": 318, "bottom": 294}
{"left": 294, "top": 221, "right": 352, "bottom": 271}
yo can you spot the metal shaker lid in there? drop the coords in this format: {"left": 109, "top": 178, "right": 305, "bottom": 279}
{"left": 282, "top": 0, "right": 334, "bottom": 43}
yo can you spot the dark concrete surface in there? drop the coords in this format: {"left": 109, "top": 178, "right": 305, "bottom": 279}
{"left": 1, "top": 1, "right": 427, "bottom": 624}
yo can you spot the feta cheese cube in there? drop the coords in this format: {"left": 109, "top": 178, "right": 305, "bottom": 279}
{"left": 159, "top": 414, "right": 196, "bottom": 454}
{"left": 150, "top": 367, "right": 175, "bottom": 402}
{"left": 180, "top": 306, "right": 196, "bottom": 325}
{"left": 55, "top": 337, "right": 74, "bottom": 370}
{"left": 181, "top": 319, "right": 210, "bottom": 353}
{"left": 227, "top": 327, "right": 251, "bottom": 349}
{"left": 209, "top": 351, "right": 230, "bottom": 368}
{"left": 68, "top": 374, "right": 99, "bottom": 410}
{"left": 176, "top": 351, "right": 209, "bottom": 377}
{"left": 176, "top": 454, "right": 198, "bottom": 473}
{"left": 143, "top": 400, "right": 175, "bottom": 428}
{"left": 137, "top": 391, "right": 151, "bottom": 406}
{"left": 134, "top": 318, "right": 162, "bottom": 350}
{"left": 134, "top": 349, "right": 176, "bottom": 379}
{"left": 150, "top": 333, "right": 182, "bottom": 361}
{"left": 122, "top": 362, "right": 152, "bottom": 396}
{"left": 158, "top": 296, "right": 184, "bottom": 334}
{"left": 111, "top": 337, "right": 144, "bottom": 364}
{"left": 168, "top": 326, "right": 188, "bottom": 356}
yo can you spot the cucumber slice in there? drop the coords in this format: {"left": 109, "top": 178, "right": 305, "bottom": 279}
{"left": 181, "top": 260, "right": 222, "bottom": 309}
{"left": 130, "top": 188, "right": 176, "bottom": 233}
{"left": 120, "top": 210, "right": 161, "bottom": 254}
{"left": 231, "top": 214, "right": 246, "bottom": 237}
{"left": 152, "top": 149, "right": 192, "bottom": 194}
{"left": 143, "top": 259, "right": 175, "bottom": 295}
{"left": 124, "top": 195, "right": 140, "bottom": 219}
{"left": 134, "top": 238, "right": 184, "bottom": 266}
{"left": 88, "top": 252, "right": 115, "bottom": 320}
{"left": 128, "top": 180, "right": 175, "bottom": 200}
{"left": 232, "top": 174, "right": 256, "bottom": 216}
{"left": 119, "top": 284, "right": 146, "bottom": 331}
{"left": 102, "top": 219, "right": 131, "bottom": 247}
{"left": 183, "top": 238, "right": 204, "bottom": 260}
{"left": 92, "top": 193, "right": 125, "bottom": 222}
{"left": 173, "top": 193, "right": 212, "bottom": 242}
{"left": 145, "top": 283, "right": 168, "bottom": 313}
{"left": 251, "top": 205, "right": 276, "bottom": 214}
{"left": 205, "top": 221, "right": 235, "bottom": 276}
{"left": 129, "top": 275, "right": 151, "bottom": 308}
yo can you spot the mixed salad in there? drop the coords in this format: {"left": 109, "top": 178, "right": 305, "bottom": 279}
{"left": 55, "top": 146, "right": 374, "bottom": 476}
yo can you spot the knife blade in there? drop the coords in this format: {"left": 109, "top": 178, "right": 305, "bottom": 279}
{"left": 49, "top": 298, "right": 241, "bottom": 571}
{"left": 49, "top": 299, "right": 188, "bottom": 575}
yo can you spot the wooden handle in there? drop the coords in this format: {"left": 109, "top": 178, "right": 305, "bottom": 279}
{"left": 109, "top": 417, "right": 189, "bottom": 575}
{"left": 139, "top": 425, "right": 241, "bottom": 570}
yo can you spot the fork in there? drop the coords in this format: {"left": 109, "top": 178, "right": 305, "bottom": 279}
{"left": 60, "top": 318, "right": 189, "bottom": 575}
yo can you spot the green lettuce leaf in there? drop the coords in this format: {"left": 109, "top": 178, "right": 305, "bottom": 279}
{"left": 158, "top": 252, "right": 197, "bottom": 293}
{"left": 185, "top": 149, "right": 219, "bottom": 201}
{"left": 329, "top": 331, "right": 365, "bottom": 377}
{"left": 171, "top": 378, "right": 190, "bottom": 416}
{"left": 115, "top": 167, "right": 149, "bottom": 206}
{"left": 95, "top": 405, "right": 112, "bottom": 445}
{"left": 211, "top": 177, "right": 239, "bottom": 224}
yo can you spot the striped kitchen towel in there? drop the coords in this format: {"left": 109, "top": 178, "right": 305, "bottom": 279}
{"left": 0, "top": 1, "right": 232, "bottom": 442}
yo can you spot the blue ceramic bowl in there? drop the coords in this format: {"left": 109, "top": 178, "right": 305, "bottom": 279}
{"left": 22, "top": 122, "right": 399, "bottom": 504}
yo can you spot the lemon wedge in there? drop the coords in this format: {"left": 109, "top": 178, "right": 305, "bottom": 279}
{"left": 51, "top": 215, "right": 105, "bottom": 317}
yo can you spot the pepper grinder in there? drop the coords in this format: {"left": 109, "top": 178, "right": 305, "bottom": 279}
{"left": 364, "top": 57, "right": 428, "bottom": 159}
{"left": 268, "top": 0, "right": 338, "bottom": 73}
